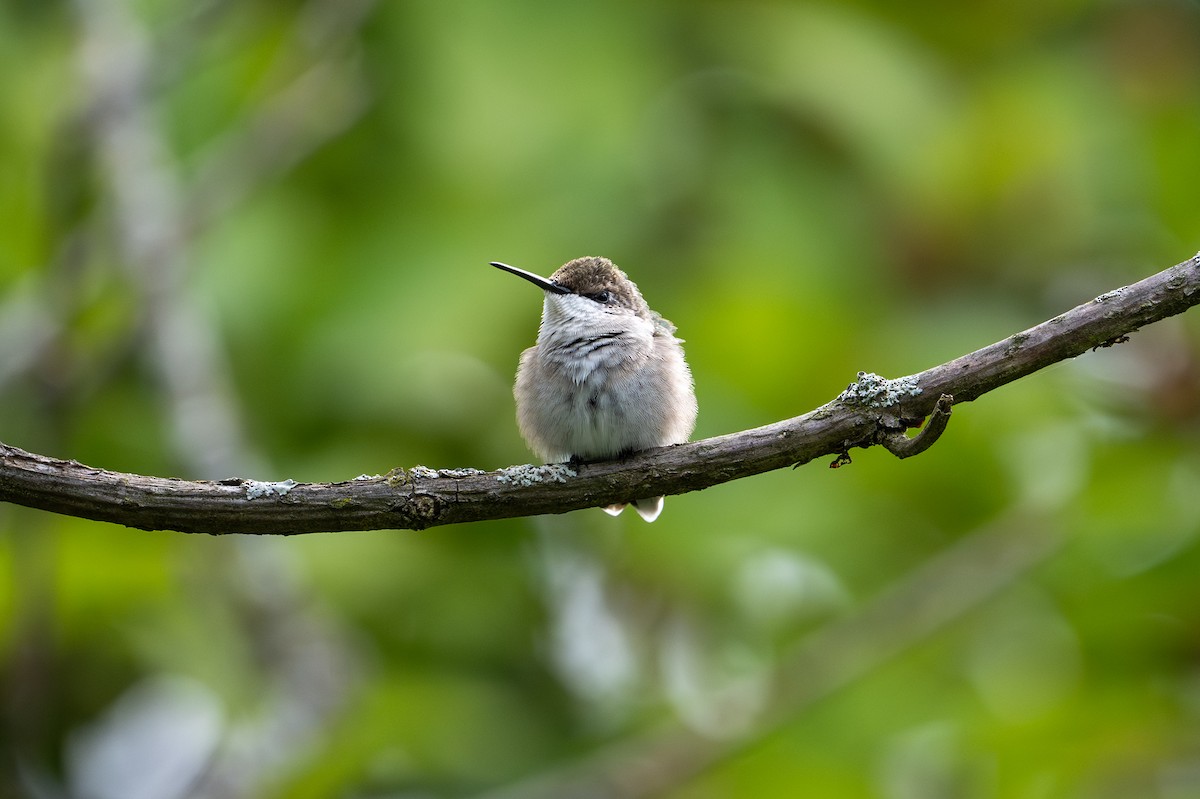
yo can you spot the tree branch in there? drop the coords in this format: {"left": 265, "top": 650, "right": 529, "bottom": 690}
{"left": 879, "top": 393, "right": 953, "bottom": 459}
{"left": 2, "top": 254, "right": 1199, "bottom": 534}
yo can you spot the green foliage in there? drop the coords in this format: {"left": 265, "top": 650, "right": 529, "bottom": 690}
{"left": 2, "top": 0, "right": 1200, "bottom": 796}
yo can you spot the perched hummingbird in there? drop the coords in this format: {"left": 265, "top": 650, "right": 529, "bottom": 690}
{"left": 493, "top": 256, "right": 697, "bottom": 522}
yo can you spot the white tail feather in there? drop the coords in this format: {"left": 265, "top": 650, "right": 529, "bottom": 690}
{"left": 631, "top": 496, "right": 664, "bottom": 523}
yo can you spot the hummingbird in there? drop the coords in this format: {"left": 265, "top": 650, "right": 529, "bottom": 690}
{"left": 492, "top": 256, "right": 697, "bottom": 522}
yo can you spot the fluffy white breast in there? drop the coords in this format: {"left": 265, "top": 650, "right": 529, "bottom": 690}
{"left": 536, "top": 294, "right": 654, "bottom": 384}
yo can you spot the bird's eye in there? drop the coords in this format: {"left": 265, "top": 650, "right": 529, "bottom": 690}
{"left": 591, "top": 290, "right": 612, "bottom": 304}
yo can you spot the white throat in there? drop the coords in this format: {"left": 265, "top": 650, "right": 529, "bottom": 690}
{"left": 536, "top": 294, "right": 653, "bottom": 384}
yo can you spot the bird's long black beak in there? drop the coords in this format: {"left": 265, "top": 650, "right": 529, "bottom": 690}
{"left": 490, "top": 261, "right": 570, "bottom": 294}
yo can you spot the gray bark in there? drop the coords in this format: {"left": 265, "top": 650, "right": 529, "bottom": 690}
{"left": 2, "top": 254, "right": 1198, "bottom": 535}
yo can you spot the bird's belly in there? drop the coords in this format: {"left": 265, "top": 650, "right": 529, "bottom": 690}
{"left": 526, "top": 370, "right": 666, "bottom": 461}
{"left": 559, "top": 383, "right": 639, "bottom": 459}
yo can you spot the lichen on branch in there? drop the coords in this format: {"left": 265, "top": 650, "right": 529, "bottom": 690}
{"left": 1, "top": 254, "right": 1199, "bottom": 535}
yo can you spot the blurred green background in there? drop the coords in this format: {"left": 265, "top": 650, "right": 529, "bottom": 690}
{"left": 2, "top": 0, "right": 1200, "bottom": 797}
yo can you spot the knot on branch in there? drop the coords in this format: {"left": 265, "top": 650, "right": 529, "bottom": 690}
{"left": 393, "top": 492, "right": 444, "bottom": 530}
